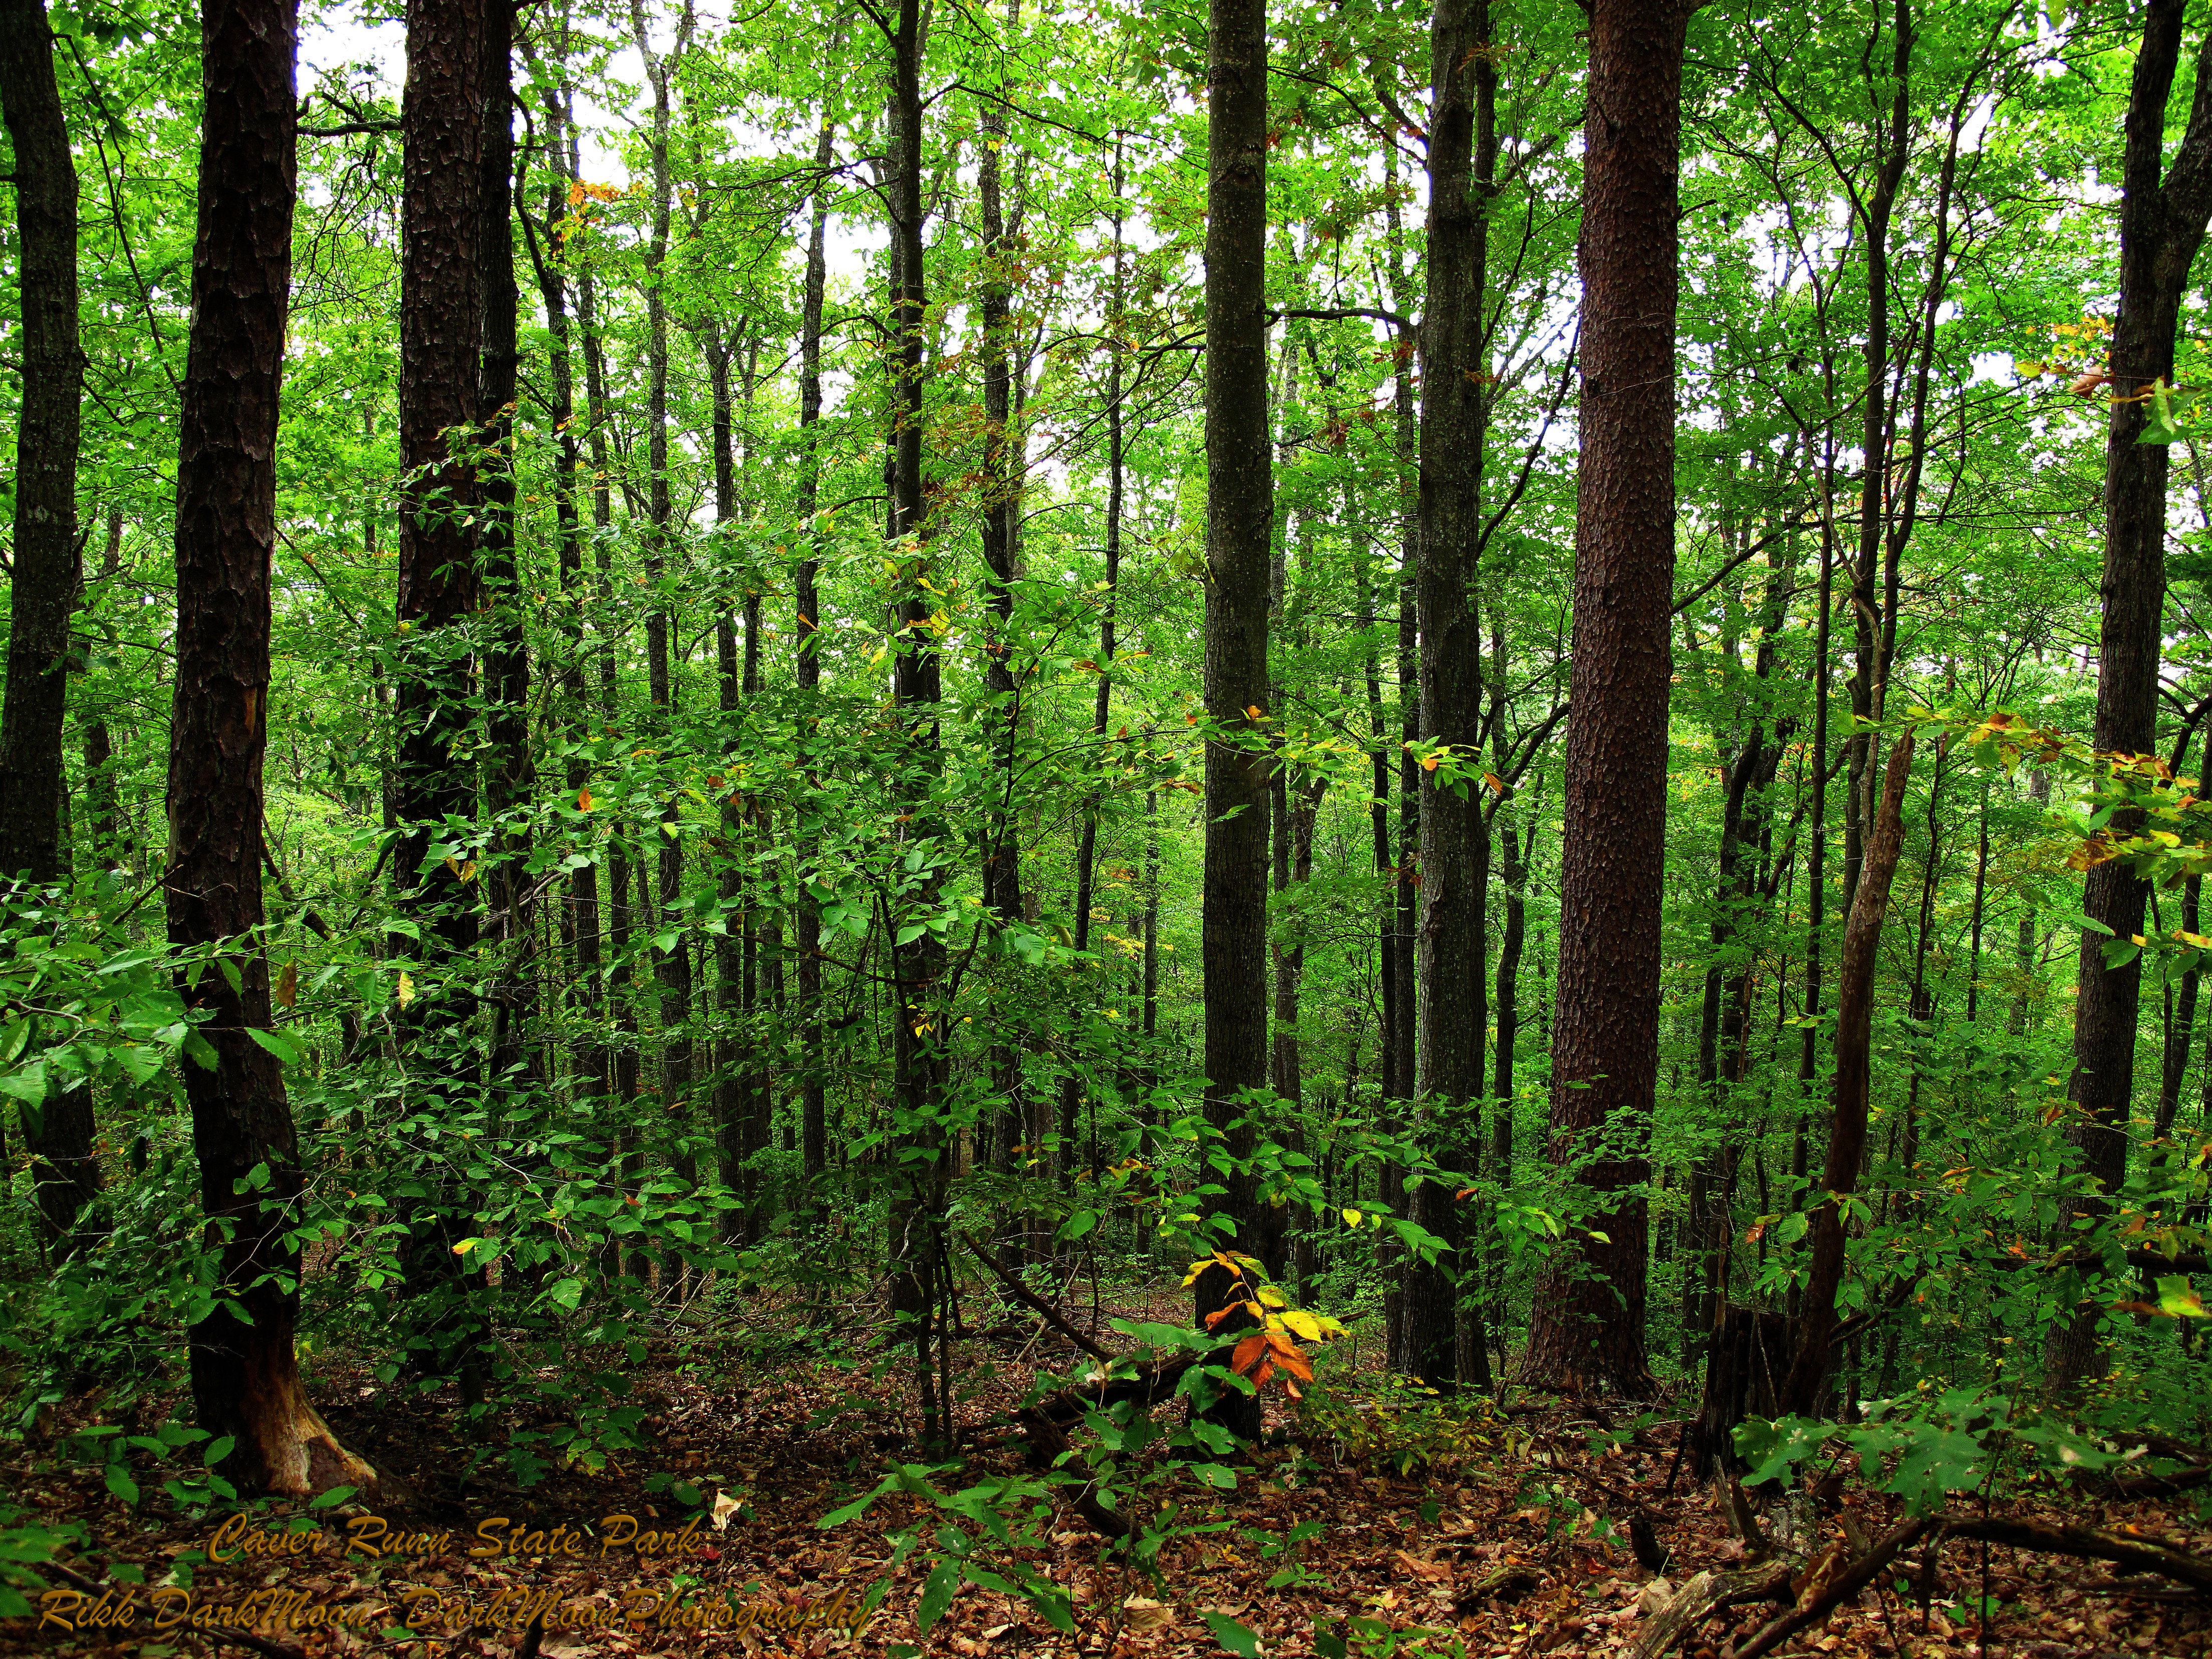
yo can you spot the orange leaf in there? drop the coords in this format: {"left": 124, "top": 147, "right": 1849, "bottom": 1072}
{"left": 579, "top": 786, "right": 595, "bottom": 811}
{"left": 1231, "top": 1332, "right": 1270, "bottom": 1374}
{"left": 1205, "top": 1305, "right": 1238, "bottom": 1330}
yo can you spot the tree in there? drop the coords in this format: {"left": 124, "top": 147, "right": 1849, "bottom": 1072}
{"left": 1194, "top": 0, "right": 1273, "bottom": 1444}
{"left": 2049, "top": 0, "right": 2212, "bottom": 1395}
{"left": 1524, "top": 0, "right": 1698, "bottom": 1398}
{"left": 1397, "top": 0, "right": 1497, "bottom": 1394}
{"left": 393, "top": 0, "right": 486, "bottom": 1367}
{"left": 0, "top": 0, "right": 98, "bottom": 1260}
{"left": 167, "top": 0, "right": 375, "bottom": 1497}
{"left": 0, "top": 0, "right": 82, "bottom": 888}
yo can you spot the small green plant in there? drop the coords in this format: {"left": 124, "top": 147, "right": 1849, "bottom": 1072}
{"left": 1297, "top": 1370, "right": 1505, "bottom": 1476}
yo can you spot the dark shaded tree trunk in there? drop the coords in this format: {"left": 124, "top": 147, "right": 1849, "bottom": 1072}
{"left": 479, "top": 0, "right": 534, "bottom": 1097}
{"left": 1783, "top": 733, "right": 1913, "bottom": 1417}
{"left": 2049, "top": 0, "right": 2212, "bottom": 1394}
{"left": 1397, "top": 0, "right": 1496, "bottom": 1394}
{"left": 168, "top": 0, "right": 373, "bottom": 1497}
{"left": 394, "top": 0, "right": 484, "bottom": 1006}
{"left": 0, "top": 0, "right": 83, "bottom": 889}
{"left": 978, "top": 55, "right": 1031, "bottom": 1190}
{"left": 794, "top": 106, "right": 836, "bottom": 1186}
{"left": 0, "top": 0, "right": 96, "bottom": 1260}
{"left": 393, "top": 0, "right": 485, "bottom": 1371}
{"left": 879, "top": 0, "right": 952, "bottom": 1449}
{"left": 1194, "top": 0, "right": 1272, "bottom": 1445}
{"left": 1524, "top": 0, "right": 1695, "bottom": 1397}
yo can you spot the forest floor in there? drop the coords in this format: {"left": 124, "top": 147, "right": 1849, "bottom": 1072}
{"left": 6, "top": 1277, "right": 2210, "bottom": 1659}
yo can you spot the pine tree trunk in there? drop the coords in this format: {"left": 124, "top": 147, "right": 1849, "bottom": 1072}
{"left": 169, "top": 0, "right": 373, "bottom": 1497}
{"left": 1524, "top": 0, "right": 1694, "bottom": 1398}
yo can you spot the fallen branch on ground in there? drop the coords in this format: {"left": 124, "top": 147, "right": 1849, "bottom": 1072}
{"left": 1730, "top": 1516, "right": 1937, "bottom": 1659}
{"left": 1942, "top": 1515, "right": 2212, "bottom": 1595}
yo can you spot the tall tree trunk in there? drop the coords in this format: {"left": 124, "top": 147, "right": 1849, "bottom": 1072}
{"left": 881, "top": 0, "right": 952, "bottom": 1448}
{"left": 1783, "top": 733, "right": 1914, "bottom": 1416}
{"left": 0, "top": 0, "right": 96, "bottom": 1259}
{"left": 519, "top": 55, "right": 608, "bottom": 1126}
{"left": 480, "top": 0, "right": 534, "bottom": 1098}
{"left": 2049, "top": 0, "right": 2212, "bottom": 1395}
{"left": 1398, "top": 0, "right": 1496, "bottom": 1393}
{"left": 0, "top": 0, "right": 82, "bottom": 889}
{"left": 978, "top": 44, "right": 1031, "bottom": 1191}
{"left": 1524, "top": 0, "right": 1694, "bottom": 1398}
{"left": 794, "top": 104, "right": 836, "bottom": 1186}
{"left": 1195, "top": 0, "right": 1272, "bottom": 1444}
{"left": 168, "top": 0, "right": 373, "bottom": 1497}
{"left": 708, "top": 324, "right": 752, "bottom": 1240}
{"left": 629, "top": 0, "right": 698, "bottom": 1233}
{"left": 394, "top": 0, "right": 485, "bottom": 1358}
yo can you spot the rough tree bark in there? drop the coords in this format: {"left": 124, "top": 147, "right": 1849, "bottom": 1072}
{"left": 394, "top": 0, "right": 484, "bottom": 1003}
{"left": 1524, "top": 0, "right": 1696, "bottom": 1397}
{"left": 0, "top": 0, "right": 83, "bottom": 889}
{"left": 0, "top": 0, "right": 99, "bottom": 1261}
{"left": 1398, "top": 0, "right": 1496, "bottom": 1394}
{"left": 1195, "top": 0, "right": 1273, "bottom": 1444}
{"left": 167, "top": 0, "right": 374, "bottom": 1497}
{"left": 393, "top": 0, "right": 485, "bottom": 1366}
{"left": 2048, "top": 0, "right": 2212, "bottom": 1395}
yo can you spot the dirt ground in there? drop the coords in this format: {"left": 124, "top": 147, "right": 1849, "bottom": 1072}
{"left": 6, "top": 1282, "right": 2209, "bottom": 1659}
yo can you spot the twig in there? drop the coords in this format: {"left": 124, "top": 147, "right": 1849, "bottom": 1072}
{"left": 961, "top": 1232, "right": 1111, "bottom": 1359}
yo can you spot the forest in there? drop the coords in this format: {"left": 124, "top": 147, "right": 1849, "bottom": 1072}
{"left": 6, "top": 0, "right": 2212, "bottom": 1652}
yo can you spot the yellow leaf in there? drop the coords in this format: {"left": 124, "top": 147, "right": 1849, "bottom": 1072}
{"left": 275, "top": 961, "right": 298, "bottom": 1010}
{"left": 396, "top": 971, "right": 414, "bottom": 1009}
{"left": 1283, "top": 1309, "right": 1324, "bottom": 1342}
{"left": 1342, "top": 1207, "right": 1364, "bottom": 1228}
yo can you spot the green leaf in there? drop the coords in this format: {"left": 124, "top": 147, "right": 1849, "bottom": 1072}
{"left": 104, "top": 1466, "right": 140, "bottom": 1506}
{"left": 916, "top": 1559, "right": 959, "bottom": 1632}
{"left": 246, "top": 1026, "right": 305, "bottom": 1066}
{"left": 1201, "top": 1611, "right": 1262, "bottom": 1656}
{"left": 309, "top": 1484, "right": 357, "bottom": 1510}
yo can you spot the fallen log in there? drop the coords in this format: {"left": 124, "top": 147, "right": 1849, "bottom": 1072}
{"left": 1942, "top": 1516, "right": 2212, "bottom": 1595}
